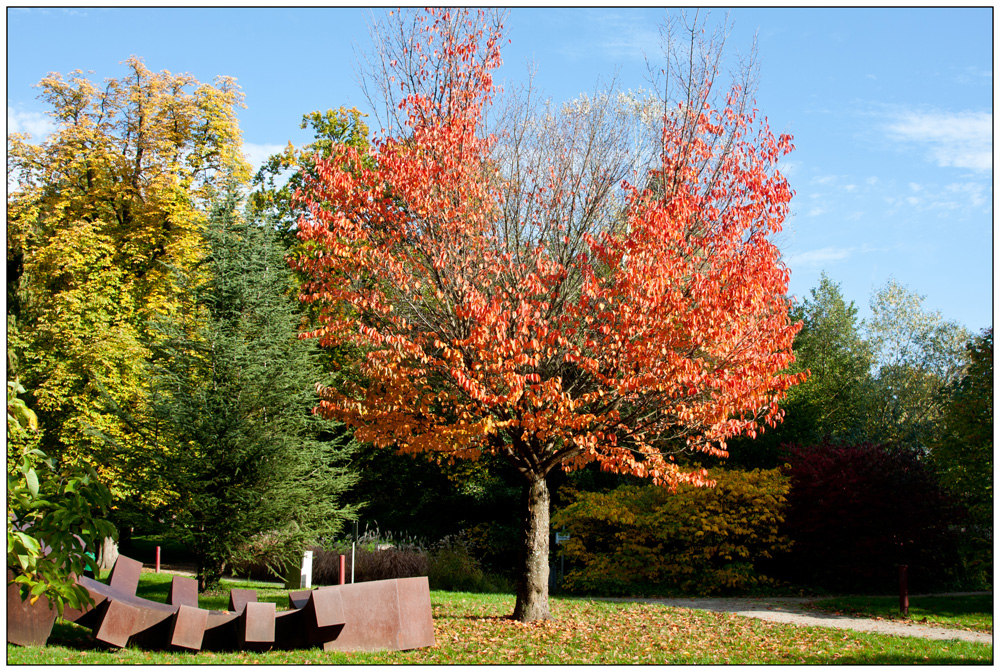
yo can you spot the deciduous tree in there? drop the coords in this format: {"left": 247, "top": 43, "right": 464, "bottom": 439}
{"left": 726, "top": 274, "right": 874, "bottom": 467}
{"left": 296, "top": 9, "right": 801, "bottom": 621}
{"left": 248, "top": 106, "right": 370, "bottom": 249}
{"left": 7, "top": 57, "right": 250, "bottom": 518}
{"left": 864, "top": 279, "right": 970, "bottom": 449}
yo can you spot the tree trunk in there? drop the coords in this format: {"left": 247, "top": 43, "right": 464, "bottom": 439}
{"left": 97, "top": 537, "right": 119, "bottom": 572}
{"left": 513, "top": 473, "right": 551, "bottom": 622}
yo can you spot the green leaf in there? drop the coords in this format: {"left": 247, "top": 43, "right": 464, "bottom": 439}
{"left": 25, "top": 468, "right": 39, "bottom": 497}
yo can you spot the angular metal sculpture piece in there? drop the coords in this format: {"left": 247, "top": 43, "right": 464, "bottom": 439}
{"left": 6, "top": 570, "right": 58, "bottom": 647}
{"left": 39, "top": 554, "right": 436, "bottom": 653}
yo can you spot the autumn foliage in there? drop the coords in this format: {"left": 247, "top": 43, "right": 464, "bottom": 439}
{"left": 553, "top": 468, "right": 791, "bottom": 595}
{"left": 294, "top": 9, "right": 800, "bottom": 620}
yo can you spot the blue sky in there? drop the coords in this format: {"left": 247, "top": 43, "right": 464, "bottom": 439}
{"left": 7, "top": 6, "right": 993, "bottom": 332}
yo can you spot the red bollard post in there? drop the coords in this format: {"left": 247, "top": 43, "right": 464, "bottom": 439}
{"left": 156, "top": 546, "right": 161, "bottom": 573}
{"left": 339, "top": 554, "right": 346, "bottom": 585}
{"left": 899, "top": 564, "right": 909, "bottom": 617}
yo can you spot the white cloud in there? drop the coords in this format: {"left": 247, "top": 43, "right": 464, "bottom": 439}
{"left": 784, "top": 246, "right": 854, "bottom": 267}
{"left": 886, "top": 110, "right": 992, "bottom": 172}
{"left": 785, "top": 244, "right": 884, "bottom": 269}
{"left": 945, "top": 182, "right": 987, "bottom": 208}
{"left": 8, "top": 106, "right": 54, "bottom": 141}
{"left": 884, "top": 180, "right": 988, "bottom": 214}
{"left": 242, "top": 142, "right": 285, "bottom": 172}
{"left": 776, "top": 158, "right": 800, "bottom": 178}
{"left": 556, "top": 10, "right": 661, "bottom": 63}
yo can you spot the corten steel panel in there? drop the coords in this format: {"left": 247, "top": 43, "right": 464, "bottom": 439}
{"left": 95, "top": 599, "right": 143, "bottom": 648}
{"left": 108, "top": 555, "right": 143, "bottom": 595}
{"left": 322, "top": 579, "right": 401, "bottom": 652}
{"left": 287, "top": 589, "right": 312, "bottom": 610}
{"left": 310, "top": 586, "right": 346, "bottom": 627}
{"left": 170, "top": 604, "right": 209, "bottom": 650}
{"left": 97, "top": 597, "right": 177, "bottom": 648}
{"left": 274, "top": 607, "right": 309, "bottom": 649}
{"left": 6, "top": 571, "right": 57, "bottom": 647}
{"left": 394, "top": 576, "right": 436, "bottom": 650}
{"left": 241, "top": 600, "right": 276, "bottom": 645}
{"left": 273, "top": 588, "right": 348, "bottom": 650}
{"left": 63, "top": 575, "right": 108, "bottom": 627}
{"left": 228, "top": 588, "right": 257, "bottom": 613}
{"left": 168, "top": 575, "right": 199, "bottom": 607}
{"left": 199, "top": 610, "right": 241, "bottom": 651}
{"left": 305, "top": 587, "right": 346, "bottom": 648}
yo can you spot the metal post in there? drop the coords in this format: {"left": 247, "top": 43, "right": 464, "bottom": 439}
{"left": 339, "top": 554, "right": 346, "bottom": 585}
{"left": 899, "top": 564, "right": 909, "bottom": 617}
{"left": 155, "top": 546, "right": 160, "bottom": 573}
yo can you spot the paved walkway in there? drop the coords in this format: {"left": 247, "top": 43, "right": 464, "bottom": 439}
{"left": 602, "top": 596, "right": 992, "bottom": 645}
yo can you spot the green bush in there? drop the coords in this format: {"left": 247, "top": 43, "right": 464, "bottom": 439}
{"left": 427, "top": 533, "right": 513, "bottom": 593}
{"left": 7, "top": 447, "right": 116, "bottom": 615}
{"left": 552, "top": 468, "right": 790, "bottom": 596}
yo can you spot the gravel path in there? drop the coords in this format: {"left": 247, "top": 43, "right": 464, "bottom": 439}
{"left": 601, "top": 596, "right": 993, "bottom": 645}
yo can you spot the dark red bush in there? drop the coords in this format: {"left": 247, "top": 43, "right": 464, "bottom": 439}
{"left": 774, "top": 441, "right": 963, "bottom": 592}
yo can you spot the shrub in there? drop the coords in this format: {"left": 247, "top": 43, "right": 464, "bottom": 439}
{"left": 427, "top": 532, "right": 513, "bottom": 593}
{"left": 7, "top": 447, "right": 116, "bottom": 614}
{"left": 310, "top": 529, "right": 427, "bottom": 584}
{"left": 233, "top": 526, "right": 512, "bottom": 592}
{"left": 552, "top": 468, "right": 791, "bottom": 596}
{"left": 776, "top": 441, "right": 965, "bottom": 593}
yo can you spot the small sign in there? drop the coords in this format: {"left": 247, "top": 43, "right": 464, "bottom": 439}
{"left": 555, "top": 533, "right": 570, "bottom": 545}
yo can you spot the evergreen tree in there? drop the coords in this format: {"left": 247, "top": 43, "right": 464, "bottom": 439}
{"left": 724, "top": 274, "right": 875, "bottom": 468}
{"left": 148, "top": 186, "right": 357, "bottom": 589}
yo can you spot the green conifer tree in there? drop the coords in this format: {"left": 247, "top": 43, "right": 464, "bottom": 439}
{"left": 148, "top": 185, "right": 357, "bottom": 589}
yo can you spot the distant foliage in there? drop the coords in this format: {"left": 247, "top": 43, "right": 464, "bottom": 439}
{"left": 552, "top": 469, "right": 791, "bottom": 595}
{"left": 930, "top": 328, "right": 992, "bottom": 588}
{"left": 777, "top": 441, "right": 963, "bottom": 592}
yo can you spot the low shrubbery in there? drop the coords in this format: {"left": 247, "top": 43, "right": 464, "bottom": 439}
{"left": 319, "top": 530, "right": 428, "bottom": 584}
{"left": 552, "top": 468, "right": 791, "bottom": 596}
{"left": 776, "top": 441, "right": 966, "bottom": 593}
{"left": 232, "top": 528, "right": 510, "bottom": 593}
{"left": 7, "top": 446, "right": 116, "bottom": 615}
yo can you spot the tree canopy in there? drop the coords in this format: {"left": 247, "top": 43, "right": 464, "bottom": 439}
{"left": 294, "top": 8, "right": 801, "bottom": 621}
{"left": 7, "top": 57, "right": 250, "bottom": 510}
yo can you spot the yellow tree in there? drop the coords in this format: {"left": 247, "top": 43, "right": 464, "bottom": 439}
{"left": 7, "top": 57, "right": 250, "bottom": 522}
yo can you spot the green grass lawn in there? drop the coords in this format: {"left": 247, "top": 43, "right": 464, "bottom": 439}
{"left": 8, "top": 573, "right": 993, "bottom": 665}
{"left": 806, "top": 594, "right": 993, "bottom": 633}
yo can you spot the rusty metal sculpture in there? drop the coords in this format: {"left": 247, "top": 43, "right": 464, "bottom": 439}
{"left": 10, "top": 554, "right": 435, "bottom": 653}
{"left": 7, "top": 569, "right": 58, "bottom": 647}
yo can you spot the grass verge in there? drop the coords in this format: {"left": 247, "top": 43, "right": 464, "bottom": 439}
{"left": 805, "top": 594, "right": 993, "bottom": 633}
{"left": 8, "top": 574, "right": 993, "bottom": 665}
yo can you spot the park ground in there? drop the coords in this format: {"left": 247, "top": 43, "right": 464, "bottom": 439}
{"left": 7, "top": 571, "right": 993, "bottom": 665}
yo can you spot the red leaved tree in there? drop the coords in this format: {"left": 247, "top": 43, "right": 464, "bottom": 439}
{"left": 295, "top": 9, "right": 801, "bottom": 621}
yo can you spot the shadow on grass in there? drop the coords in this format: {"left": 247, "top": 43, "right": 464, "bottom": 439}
{"left": 801, "top": 652, "right": 990, "bottom": 665}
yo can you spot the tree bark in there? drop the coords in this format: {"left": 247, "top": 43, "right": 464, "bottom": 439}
{"left": 513, "top": 472, "right": 552, "bottom": 622}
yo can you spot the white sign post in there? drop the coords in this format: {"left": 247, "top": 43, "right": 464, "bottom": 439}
{"left": 301, "top": 550, "right": 313, "bottom": 589}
